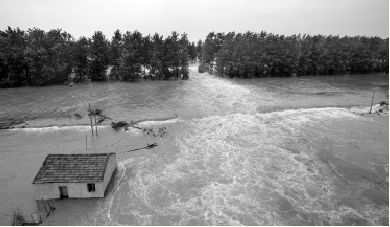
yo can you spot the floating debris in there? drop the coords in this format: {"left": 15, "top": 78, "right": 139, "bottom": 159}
{"left": 157, "top": 127, "right": 167, "bottom": 137}
{"left": 12, "top": 210, "right": 25, "bottom": 226}
{"left": 375, "top": 101, "right": 389, "bottom": 114}
{"left": 111, "top": 121, "right": 129, "bottom": 130}
{"left": 143, "top": 127, "right": 154, "bottom": 135}
{"left": 126, "top": 143, "right": 158, "bottom": 152}
{"left": 142, "top": 126, "right": 167, "bottom": 137}
{"left": 97, "top": 117, "right": 105, "bottom": 124}
{"left": 73, "top": 113, "right": 83, "bottom": 119}
{"left": 97, "top": 114, "right": 114, "bottom": 120}
{"left": 0, "top": 119, "right": 24, "bottom": 130}
{"left": 88, "top": 108, "right": 103, "bottom": 116}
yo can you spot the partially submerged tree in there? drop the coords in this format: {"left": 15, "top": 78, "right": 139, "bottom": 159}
{"left": 72, "top": 36, "right": 89, "bottom": 81}
{"left": 89, "top": 31, "right": 109, "bottom": 81}
{"left": 109, "top": 29, "right": 122, "bottom": 80}
{"left": 0, "top": 27, "right": 194, "bottom": 87}
{"left": 200, "top": 31, "right": 389, "bottom": 78}
{"left": 119, "top": 31, "right": 144, "bottom": 81}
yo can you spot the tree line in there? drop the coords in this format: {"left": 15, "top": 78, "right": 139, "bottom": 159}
{"left": 0, "top": 27, "right": 200, "bottom": 87}
{"left": 199, "top": 31, "right": 389, "bottom": 78}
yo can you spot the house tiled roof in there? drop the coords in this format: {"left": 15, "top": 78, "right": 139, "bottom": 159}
{"left": 33, "top": 153, "right": 115, "bottom": 184}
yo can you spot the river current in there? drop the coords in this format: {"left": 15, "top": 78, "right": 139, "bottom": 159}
{"left": 0, "top": 64, "right": 388, "bottom": 225}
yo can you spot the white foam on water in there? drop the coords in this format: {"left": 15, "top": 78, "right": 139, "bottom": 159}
{"left": 119, "top": 106, "right": 375, "bottom": 225}
{"left": 136, "top": 117, "right": 180, "bottom": 126}
{"left": 42, "top": 105, "right": 384, "bottom": 225}
{"left": 107, "top": 157, "right": 134, "bottom": 223}
{"left": 349, "top": 104, "right": 387, "bottom": 114}
{"left": 258, "top": 106, "right": 361, "bottom": 122}
{"left": 10, "top": 125, "right": 108, "bottom": 133}
{"left": 124, "top": 127, "right": 143, "bottom": 135}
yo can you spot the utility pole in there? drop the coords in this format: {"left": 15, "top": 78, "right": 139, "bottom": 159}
{"left": 369, "top": 90, "right": 375, "bottom": 114}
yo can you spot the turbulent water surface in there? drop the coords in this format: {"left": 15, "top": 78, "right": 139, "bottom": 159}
{"left": 0, "top": 65, "right": 388, "bottom": 225}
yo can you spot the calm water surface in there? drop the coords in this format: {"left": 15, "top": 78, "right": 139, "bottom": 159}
{"left": 0, "top": 65, "right": 388, "bottom": 225}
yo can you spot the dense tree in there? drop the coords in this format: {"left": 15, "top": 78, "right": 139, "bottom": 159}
{"left": 196, "top": 40, "right": 203, "bottom": 60}
{"left": 0, "top": 27, "right": 193, "bottom": 87}
{"left": 200, "top": 31, "right": 389, "bottom": 78}
{"left": 0, "top": 27, "right": 74, "bottom": 86}
{"left": 0, "top": 27, "right": 28, "bottom": 86}
{"left": 24, "top": 28, "right": 47, "bottom": 85}
{"left": 72, "top": 37, "right": 89, "bottom": 81}
{"left": 179, "top": 34, "right": 190, "bottom": 79}
{"left": 188, "top": 41, "right": 197, "bottom": 61}
{"left": 109, "top": 30, "right": 122, "bottom": 80}
{"left": 150, "top": 33, "right": 164, "bottom": 79}
{"left": 43, "top": 29, "right": 73, "bottom": 84}
{"left": 119, "top": 31, "right": 143, "bottom": 81}
{"left": 89, "top": 31, "right": 110, "bottom": 81}
{"left": 141, "top": 34, "right": 152, "bottom": 72}
{"left": 7, "top": 27, "right": 386, "bottom": 86}
{"left": 164, "top": 31, "right": 180, "bottom": 79}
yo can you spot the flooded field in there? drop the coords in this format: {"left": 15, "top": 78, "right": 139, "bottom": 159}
{"left": 0, "top": 65, "right": 388, "bottom": 225}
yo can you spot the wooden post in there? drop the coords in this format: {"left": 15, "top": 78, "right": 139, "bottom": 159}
{"left": 36, "top": 200, "right": 41, "bottom": 212}
{"left": 94, "top": 114, "right": 98, "bottom": 136}
{"left": 89, "top": 103, "right": 94, "bottom": 135}
{"left": 41, "top": 199, "right": 48, "bottom": 214}
{"left": 44, "top": 201, "right": 52, "bottom": 217}
{"left": 48, "top": 200, "right": 55, "bottom": 211}
{"left": 12, "top": 212, "right": 17, "bottom": 226}
{"left": 369, "top": 90, "right": 375, "bottom": 114}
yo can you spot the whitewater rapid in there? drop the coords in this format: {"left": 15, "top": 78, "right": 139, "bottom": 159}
{"left": 0, "top": 67, "right": 388, "bottom": 225}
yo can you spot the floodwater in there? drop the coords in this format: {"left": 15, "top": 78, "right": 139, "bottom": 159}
{"left": 0, "top": 64, "right": 388, "bottom": 225}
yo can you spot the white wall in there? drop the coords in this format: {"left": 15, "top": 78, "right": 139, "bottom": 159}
{"left": 33, "top": 182, "right": 105, "bottom": 199}
{"left": 102, "top": 153, "right": 117, "bottom": 196}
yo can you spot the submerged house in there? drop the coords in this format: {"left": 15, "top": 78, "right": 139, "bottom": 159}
{"left": 33, "top": 153, "right": 116, "bottom": 199}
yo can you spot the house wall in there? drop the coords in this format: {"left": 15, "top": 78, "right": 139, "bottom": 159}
{"left": 33, "top": 182, "right": 105, "bottom": 199}
{"left": 102, "top": 153, "right": 117, "bottom": 195}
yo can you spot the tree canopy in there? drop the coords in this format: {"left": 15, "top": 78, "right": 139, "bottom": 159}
{"left": 199, "top": 31, "right": 389, "bottom": 78}
{"left": 1, "top": 27, "right": 387, "bottom": 87}
{"left": 0, "top": 27, "right": 193, "bottom": 87}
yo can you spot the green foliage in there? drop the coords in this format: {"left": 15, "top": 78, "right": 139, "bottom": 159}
{"left": 200, "top": 31, "right": 389, "bottom": 78}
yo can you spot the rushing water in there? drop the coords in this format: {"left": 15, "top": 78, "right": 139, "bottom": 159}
{"left": 0, "top": 64, "right": 388, "bottom": 225}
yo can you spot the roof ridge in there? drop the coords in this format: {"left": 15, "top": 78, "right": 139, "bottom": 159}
{"left": 47, "top": 152, "right": 114, "bottom": 156}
